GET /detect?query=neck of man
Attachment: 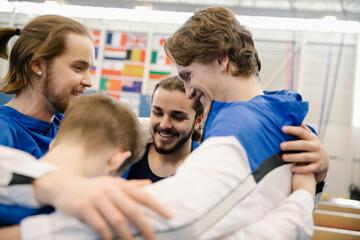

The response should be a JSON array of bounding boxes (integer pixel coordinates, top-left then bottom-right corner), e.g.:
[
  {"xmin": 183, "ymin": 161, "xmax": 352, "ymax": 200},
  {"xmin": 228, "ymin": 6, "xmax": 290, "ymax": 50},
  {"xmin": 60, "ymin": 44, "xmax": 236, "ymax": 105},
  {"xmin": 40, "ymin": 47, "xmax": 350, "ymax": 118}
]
[
  {"xmin": 6, "ymin": 86, "xmax": 56, "ymax": 123},
  {"xmin": 148, "ymin": 139, "xmax": 192, "ymax": 178},
  {"xmin": 214, "ymin": 74, "xmax": 264, "ymax": 102},
  {"xmin": 41, "ymin": 141, "xmax": 95, "ymax": 177}
]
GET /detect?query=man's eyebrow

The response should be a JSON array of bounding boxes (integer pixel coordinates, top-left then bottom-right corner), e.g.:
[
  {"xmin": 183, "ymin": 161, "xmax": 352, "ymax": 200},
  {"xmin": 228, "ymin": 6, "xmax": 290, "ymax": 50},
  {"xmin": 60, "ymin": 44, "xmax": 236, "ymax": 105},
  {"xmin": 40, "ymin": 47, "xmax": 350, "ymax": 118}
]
[
  {"xmin": 171, "ymin": 111, "xmax": 188, "ymax": 116},
  {"xmin": 72, "ymin": 60, "xmax": 91, "ymax": 67}
]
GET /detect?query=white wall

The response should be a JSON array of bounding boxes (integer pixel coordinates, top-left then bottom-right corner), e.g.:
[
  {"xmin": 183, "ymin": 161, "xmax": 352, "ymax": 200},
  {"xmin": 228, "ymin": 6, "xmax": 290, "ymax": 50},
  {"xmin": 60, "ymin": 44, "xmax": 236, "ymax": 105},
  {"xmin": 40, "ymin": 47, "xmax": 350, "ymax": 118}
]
[{"xmin": 352, "ymin": 128, "xmax": 360, "ymax": 187}]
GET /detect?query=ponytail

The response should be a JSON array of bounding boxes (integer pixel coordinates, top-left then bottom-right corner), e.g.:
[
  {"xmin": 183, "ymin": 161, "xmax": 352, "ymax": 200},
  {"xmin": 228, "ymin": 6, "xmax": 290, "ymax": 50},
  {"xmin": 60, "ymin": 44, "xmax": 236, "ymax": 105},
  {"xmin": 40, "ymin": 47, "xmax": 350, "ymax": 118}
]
[{"xmin": 0, "ymin": 27, "xmax": 20, "ymax": 59}]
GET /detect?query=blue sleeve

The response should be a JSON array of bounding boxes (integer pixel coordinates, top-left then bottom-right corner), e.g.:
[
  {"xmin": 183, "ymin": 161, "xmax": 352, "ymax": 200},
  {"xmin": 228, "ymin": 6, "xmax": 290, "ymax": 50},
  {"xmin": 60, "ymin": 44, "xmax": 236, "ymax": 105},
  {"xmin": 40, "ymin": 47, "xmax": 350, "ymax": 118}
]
[{"xmin": 0, "ymin": 204, "xmax": 54, "ymax": 226}]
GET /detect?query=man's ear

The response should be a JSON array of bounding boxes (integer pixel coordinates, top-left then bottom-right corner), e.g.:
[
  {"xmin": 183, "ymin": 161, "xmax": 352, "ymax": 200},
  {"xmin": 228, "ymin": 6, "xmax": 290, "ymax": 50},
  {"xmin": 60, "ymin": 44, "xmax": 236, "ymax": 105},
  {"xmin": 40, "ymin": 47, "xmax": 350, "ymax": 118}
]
[
  {"xmin": 107, "ymin": 150, "xmax": 132, "ymax": 174},
  {"xmin": 30, "ymin": 59, "xmax": 45, "ymax": 77},
  {"xmin": 195, "ymin": 114, "xmax": 204, "ymax": 128},
  {"xmin": 217, "ymin": 56, "xmax": 230, "ymax": 73}
]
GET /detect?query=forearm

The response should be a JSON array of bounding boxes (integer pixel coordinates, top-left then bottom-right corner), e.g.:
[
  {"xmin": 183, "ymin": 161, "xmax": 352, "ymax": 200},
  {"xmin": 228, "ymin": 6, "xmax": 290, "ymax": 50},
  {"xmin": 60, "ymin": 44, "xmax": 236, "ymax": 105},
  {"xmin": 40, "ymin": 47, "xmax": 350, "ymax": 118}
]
[
  {"xmin": 20, "ymin": 190, "xmax": 314, "ymax": 240},
  {"xmin": 32, "ymin": 170, "xmax": 72, "ymax": 206},
  {"xmin": 20, "ymin": 137, "xmax": 253, "ymax": 239},
  {"xmin": 17, "ymin": 137, "xmax": 314, "ymax": 240},
  {"xmin": 142, "ymin": 137, "xmax": 252, "ymax": 231},
  {"xmin": 229, "ymin": 190, "xmax": 314, "ymax": 240},
  {"xmin": 0, "ymin": 145, "xmax": 57, "ymax": 207},
  {"xmin": 0, "ymin": 225, "xmax": 21, "ymax": 240}
]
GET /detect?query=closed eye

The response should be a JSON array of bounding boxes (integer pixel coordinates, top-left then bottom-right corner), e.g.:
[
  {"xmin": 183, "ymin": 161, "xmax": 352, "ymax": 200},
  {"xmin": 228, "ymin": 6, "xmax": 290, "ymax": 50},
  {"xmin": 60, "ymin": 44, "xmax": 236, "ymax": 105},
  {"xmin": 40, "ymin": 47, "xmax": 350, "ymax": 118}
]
[
  {"xmin": 179, "ymin": 71, "xmax": 191, "ymax": 82},
  {"xmin": 152, "ymin": 109, "xmax": 163, "ymax": 117},
  {"xmin": 171, "ymin": 112, "xmax": 189, "ymax": 121}
]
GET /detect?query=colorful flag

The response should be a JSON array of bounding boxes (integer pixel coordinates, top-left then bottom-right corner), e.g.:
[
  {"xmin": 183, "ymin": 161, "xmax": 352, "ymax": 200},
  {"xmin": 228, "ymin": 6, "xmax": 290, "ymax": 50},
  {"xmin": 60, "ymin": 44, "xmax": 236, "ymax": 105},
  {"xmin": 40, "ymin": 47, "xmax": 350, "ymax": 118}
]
[
  {"xmin": 125, "ymin": 33, "xmax": 147, "ymax": 49},
  {"xmin": 121, "ymin": 80, "xmax": 142, "ymax": 93},
  {"xmin": 99, "ymin": 77, "xmax": 122, "ymax": 91},
  {"xmin": 103, "ymin": 47, "xmax": 129, "ymax": 61},
  {"xmin": 101, "ymin": 69, "xmax": 122, "ymax": 77},
  {"xmin": 130, "ymin": 49, "xmax": 146, "ymax": 62},
  {"xmin": 90, "ymin": 66, "xmax": 96, "ymax": 75},
  {"xmin": 106, "ymin": 32, "xmax": 128, "ymax": 48},
  {"xmin": 151, "ymin": 51, "xmax": 157, "ymax": 64},
  {"xmin": 101, "ymin": 60, "xmax": 125, "ymax": 81},
  {"xmin": 149, "ymin": 70, "xmax": 171, "ymax": 80},
  {"xmin": 92, "ymin": 30, "xmax": 101, "ymax": 46},
  {"xmin": 123, "ymin": 64, "xmax": 144, "ymax": 77},
  {"xmin": 151, "ymin": 50, "xmax": 172, "ymax": 65}
]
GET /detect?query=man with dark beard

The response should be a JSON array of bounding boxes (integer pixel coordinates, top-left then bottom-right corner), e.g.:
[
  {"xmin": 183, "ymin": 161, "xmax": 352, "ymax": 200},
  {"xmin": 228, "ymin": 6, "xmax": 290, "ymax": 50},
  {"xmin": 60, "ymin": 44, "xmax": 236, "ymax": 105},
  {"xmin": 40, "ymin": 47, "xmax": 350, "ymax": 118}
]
[{"xmin": 127, "ymin": 76, "xmax": 204, "ymax": 182}]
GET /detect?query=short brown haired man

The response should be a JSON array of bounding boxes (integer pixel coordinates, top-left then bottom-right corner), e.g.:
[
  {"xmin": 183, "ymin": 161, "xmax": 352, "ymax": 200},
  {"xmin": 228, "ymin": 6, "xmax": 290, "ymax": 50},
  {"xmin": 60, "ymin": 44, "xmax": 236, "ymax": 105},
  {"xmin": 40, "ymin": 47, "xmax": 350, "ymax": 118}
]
[
  {"xmin": 53, "ymin": 94, "xmax": 146, "ymax": 175},
  {"xmin": 0, "ymin": 94, "xmax": 146, "ymax": 239}
]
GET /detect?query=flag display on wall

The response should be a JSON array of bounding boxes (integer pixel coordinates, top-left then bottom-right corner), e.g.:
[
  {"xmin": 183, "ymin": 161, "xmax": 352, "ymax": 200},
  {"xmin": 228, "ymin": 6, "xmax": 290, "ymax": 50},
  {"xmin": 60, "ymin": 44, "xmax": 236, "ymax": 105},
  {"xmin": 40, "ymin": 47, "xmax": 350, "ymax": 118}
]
[
  {"xmin": 89, "ymin": 31, "xmax": 178, "ymax": 114},
  {"xmin": 149, "ymin": 34, "xmax": 176, "ymax": 81},
  {"xmin": 99, "ymin": 31, "xmax": 147, "ymax": 113}
]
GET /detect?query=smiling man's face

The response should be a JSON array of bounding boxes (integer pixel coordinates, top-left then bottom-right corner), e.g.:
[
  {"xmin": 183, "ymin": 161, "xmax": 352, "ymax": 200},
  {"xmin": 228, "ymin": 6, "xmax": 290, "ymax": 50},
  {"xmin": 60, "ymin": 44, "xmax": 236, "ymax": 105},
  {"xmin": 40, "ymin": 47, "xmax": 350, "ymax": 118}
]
[{"xmin": 150, "ymin": 88, "xmax": 197, "ymax": 154}]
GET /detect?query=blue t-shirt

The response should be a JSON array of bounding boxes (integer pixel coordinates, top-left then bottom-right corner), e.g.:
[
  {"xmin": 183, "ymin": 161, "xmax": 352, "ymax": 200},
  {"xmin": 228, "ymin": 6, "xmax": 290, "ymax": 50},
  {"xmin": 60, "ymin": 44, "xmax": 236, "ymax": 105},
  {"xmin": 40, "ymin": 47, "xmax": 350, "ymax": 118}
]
[
  {"xmin": 202, "ymin": 90, "xmax": 308, "ymax": 176},
  {"xmin": 0, "ymin": 105, "xmax": 62, "ymax": 226}
]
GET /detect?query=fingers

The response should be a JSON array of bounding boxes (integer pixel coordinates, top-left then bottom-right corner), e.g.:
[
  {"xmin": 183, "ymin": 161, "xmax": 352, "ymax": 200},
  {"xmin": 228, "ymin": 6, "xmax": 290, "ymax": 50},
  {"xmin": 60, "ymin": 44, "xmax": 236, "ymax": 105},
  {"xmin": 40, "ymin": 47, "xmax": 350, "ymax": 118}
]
[
  {"xmin": 109, "ymin": 184, "xmax": 155, "ymax": 240},
  {"xmin": 282, "ymin": 125, "xmax": 316, "ymax": 141},
  {"xmin": 282, "ymin": 152, "xmax": 319, "ymax": 163},
  {"xmin": 55, "ymin": 176, "xmax": 171, "ymax": 240},
  {"xmin": 121, "ymin": 181, "xmax": 172, "ymax": 219},
  {"xmin": 94, "ymin": 193, "xmax": 134, "ymax": 240},
  {"xmin": 281, "ymin": 125, "xmax": 328, "ymax": 177},
  {"xmin": 79, "ymin": 204, "xmax": 113, "ymax": 240},
  {"xmin": 128, "ymin": 179, "xmax": 152, "ymax": 188},
  {"xmin": 281, "ymin": 139, "xmax": 319, "ymax": 153}
]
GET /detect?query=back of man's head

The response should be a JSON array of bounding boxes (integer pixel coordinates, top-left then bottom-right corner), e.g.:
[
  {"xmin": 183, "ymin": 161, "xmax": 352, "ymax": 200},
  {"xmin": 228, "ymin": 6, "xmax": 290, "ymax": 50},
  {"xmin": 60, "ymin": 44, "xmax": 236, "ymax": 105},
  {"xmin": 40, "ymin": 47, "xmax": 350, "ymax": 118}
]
[{"xmin": 54, "ymin": 94, "xmax": 146, "ymax": 173}]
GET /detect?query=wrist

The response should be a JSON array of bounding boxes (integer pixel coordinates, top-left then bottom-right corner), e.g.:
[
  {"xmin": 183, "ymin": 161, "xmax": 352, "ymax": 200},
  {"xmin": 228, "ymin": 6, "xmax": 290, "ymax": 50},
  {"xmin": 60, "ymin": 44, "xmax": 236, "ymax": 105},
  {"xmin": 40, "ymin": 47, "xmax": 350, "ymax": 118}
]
[
  {"xmin": 294, "ymin": 183, "xmax": 315, "ymax": 197},
  {"xmin": 292, "ymin": 174, "xmax": 316, "ymax": 196},
  {"xmin": 33, "ymin": 170, "xmax": 64, "ymax": 206}
]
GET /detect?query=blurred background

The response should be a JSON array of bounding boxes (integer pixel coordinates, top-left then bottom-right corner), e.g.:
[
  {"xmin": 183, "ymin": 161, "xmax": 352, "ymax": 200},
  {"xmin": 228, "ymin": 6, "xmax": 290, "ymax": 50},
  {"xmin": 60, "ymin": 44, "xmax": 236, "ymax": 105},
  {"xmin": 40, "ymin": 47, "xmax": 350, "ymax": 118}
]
[{"xmin": 0, "ymin": 0, "xmax": 359, "ymax": 200}]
